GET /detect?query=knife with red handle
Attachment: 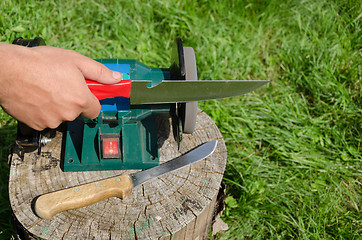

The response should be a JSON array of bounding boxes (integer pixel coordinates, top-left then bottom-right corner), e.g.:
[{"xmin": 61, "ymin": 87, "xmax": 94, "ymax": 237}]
[{"xmin": 86, "ymin": 79, "xmax": 268, "ymax": 104}]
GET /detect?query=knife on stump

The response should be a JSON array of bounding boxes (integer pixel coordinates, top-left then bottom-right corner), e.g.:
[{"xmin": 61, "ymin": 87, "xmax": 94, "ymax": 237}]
[{"xmin": 34, "ymin": 140, "xmax": 217, "ymax": 219}]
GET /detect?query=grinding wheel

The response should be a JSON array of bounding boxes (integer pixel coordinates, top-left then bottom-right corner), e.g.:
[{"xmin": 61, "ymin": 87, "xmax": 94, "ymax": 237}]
[{"xmin": 181, "ymin": 47, "xmax": 198, "ymax": 134}]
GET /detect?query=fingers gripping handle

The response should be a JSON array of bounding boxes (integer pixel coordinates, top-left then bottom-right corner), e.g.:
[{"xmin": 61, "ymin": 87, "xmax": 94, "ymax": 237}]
[
  {"xmin": 34, "ymin": 175, "xmax": 133, "ymax": 219},
  {"xmin": 86, "ymin": 79, "xmax": 132, "ymax": 100}
]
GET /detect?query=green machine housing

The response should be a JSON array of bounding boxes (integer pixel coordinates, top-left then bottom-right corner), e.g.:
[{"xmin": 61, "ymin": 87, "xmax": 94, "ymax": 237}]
[{"xmin": 63, "ymin": 39, "xmax": 196, "ymax": 171}]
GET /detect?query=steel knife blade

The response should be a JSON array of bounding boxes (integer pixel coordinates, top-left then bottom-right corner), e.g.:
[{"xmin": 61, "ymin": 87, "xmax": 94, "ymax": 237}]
[{"xmin": 34, "ymin": 140, "xmax": 217, "ymax": 219}]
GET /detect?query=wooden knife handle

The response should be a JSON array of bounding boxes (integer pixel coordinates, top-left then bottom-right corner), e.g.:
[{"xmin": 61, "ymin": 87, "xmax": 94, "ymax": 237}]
[{"xmin": 34, "ymin": 174, "xmax": 133, "ymax": 219}]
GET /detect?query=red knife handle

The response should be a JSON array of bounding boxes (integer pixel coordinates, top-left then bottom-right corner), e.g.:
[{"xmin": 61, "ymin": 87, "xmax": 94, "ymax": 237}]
[{"xmin": 86, "ymin": 80, "xmax": 132, "ymax": 100}]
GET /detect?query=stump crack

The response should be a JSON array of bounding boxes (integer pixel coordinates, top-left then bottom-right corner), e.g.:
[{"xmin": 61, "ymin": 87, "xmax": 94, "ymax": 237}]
[
  {"xmin": 26, "ymin": 219, "xmax": 42, "ymax": 230},
  {"xmin": 193, "ymin": 170, "xmax": 224, "ymax": 175},
  {"xmin": 133, "ymin": 211, "xmax": 143, "ymax": 240},
  {"xmin": 88, "ymin": 218, "xmax": 95, "ymax": 239},
  {"xmin": 61, "ymin": 220, "xmax": 74, "ymax": 240},
  {"xmin": 169, "ymin": 172, "xmax": 188, "ymax": 180}
]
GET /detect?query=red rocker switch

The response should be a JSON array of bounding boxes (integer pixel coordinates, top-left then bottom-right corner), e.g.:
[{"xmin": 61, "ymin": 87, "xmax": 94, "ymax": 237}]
[{"xmin": 101, "ymin": 136, "xmax": 121, "ymax": 159}]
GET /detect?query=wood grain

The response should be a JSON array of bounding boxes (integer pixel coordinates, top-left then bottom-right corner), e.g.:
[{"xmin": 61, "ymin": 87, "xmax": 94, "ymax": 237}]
[{"xmin": 9, "ymin": 110, "xmax": 227, "ymax": 239}]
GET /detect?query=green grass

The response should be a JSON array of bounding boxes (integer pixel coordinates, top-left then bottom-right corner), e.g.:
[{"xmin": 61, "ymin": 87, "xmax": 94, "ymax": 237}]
[{"xmin": 0, "ymin": 0, "xmax": 361, "ymax": 239}]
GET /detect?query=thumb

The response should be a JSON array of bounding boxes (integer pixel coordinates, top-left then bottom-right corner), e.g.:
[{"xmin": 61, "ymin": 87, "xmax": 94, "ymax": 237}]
[{"xmin": 75, "ymin": 56, "xmax": 122, "ymax": 84}]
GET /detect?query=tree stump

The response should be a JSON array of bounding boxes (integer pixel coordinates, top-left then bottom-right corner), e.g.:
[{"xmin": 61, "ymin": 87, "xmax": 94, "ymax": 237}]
[{"xmin": 9, "ymin": 110, "xmax": 227, "ymax": 240}]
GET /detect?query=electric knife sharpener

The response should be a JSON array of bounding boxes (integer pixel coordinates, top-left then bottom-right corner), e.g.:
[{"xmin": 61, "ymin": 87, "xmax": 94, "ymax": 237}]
[{"xmin": 14, "ymin": 37, "xmax": 198, "ymax": 172}]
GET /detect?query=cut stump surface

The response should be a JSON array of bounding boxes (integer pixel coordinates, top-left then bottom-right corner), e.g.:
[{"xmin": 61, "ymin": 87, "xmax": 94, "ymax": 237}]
[{"xmin": 9, "ymin": 110, "xmax": 227, "ymax": 240}]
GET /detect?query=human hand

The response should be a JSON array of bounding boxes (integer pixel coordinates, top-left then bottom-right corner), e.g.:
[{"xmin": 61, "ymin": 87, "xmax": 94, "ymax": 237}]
[{"xmin": 0, "ymin": 43, "xmax": 122, "ymax": 130}]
